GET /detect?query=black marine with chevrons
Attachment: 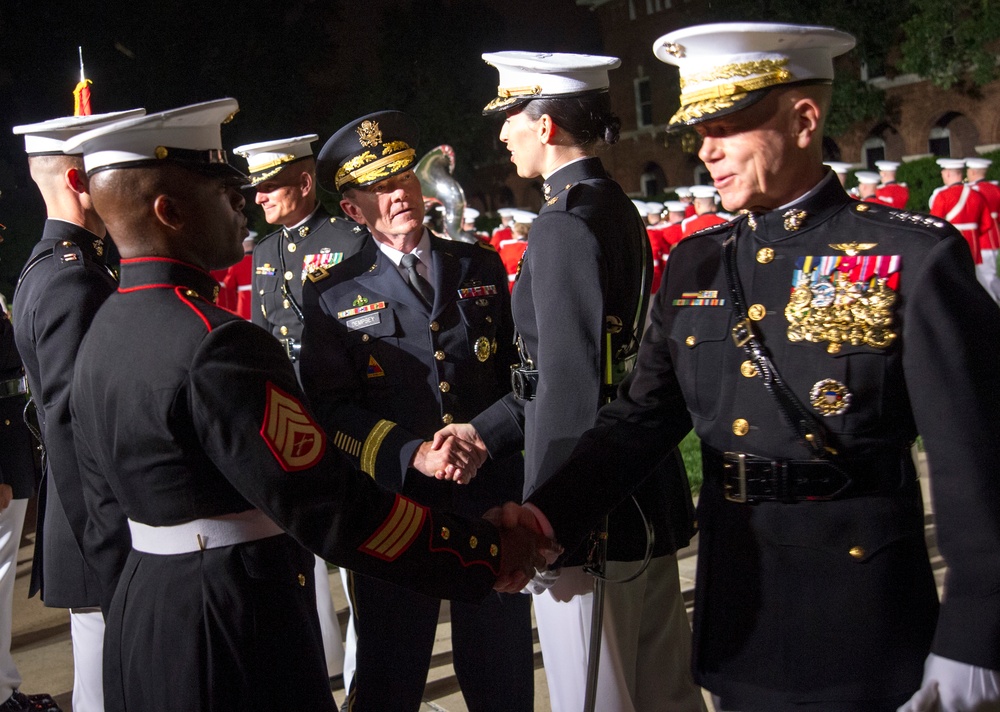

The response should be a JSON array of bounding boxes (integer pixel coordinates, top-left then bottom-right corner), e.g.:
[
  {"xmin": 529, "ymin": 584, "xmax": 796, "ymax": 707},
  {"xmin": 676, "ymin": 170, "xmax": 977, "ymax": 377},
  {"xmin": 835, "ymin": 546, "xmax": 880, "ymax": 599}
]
[
  {"xmin": 71, "ymin": 256, "xmax": 505, "ymax": 711},
  {"xmin": 300, "ymin": 232, "xmax": 533, "ymax": 711},
  {"xmin": 251, "ymin": 205, "xmax": 365, "ymax": 364},
  {"xmin": 529, "ymin": 171, "xmax": 1000, "ymax": 709},
  {"xmin": 13, "ymin": 219, "xmax": 120, "ymax": 607}
]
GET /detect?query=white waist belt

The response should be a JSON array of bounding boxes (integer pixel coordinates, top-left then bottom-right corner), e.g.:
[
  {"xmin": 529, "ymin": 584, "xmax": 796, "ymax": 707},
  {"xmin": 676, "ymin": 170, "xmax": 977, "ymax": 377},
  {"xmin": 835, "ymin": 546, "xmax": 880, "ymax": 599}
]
[
  {"xmin": 128, "ymin": 509, "xmax": 284, "ymax": 555},
  {"xmin": 952, "ymin": 222, "xmax": 977, "ymax": 231}
]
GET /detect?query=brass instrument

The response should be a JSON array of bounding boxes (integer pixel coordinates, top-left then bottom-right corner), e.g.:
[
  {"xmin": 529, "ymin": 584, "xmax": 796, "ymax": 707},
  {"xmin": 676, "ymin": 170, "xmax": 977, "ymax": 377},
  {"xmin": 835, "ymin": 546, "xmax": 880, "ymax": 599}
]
[{"xmin": 414, "ymin": 145, "xmax": 471, "ymax": 242}]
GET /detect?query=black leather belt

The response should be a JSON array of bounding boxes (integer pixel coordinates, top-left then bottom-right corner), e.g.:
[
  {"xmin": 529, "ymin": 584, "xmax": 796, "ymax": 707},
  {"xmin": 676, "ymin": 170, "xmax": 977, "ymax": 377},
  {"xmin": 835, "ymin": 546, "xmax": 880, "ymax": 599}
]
[
  {"xmin": 703, "ymin": 445, "xmax": 911, "ymax": 504},
  {"xmin": 278, "ymin": 337, "xmax": 301, "ymax": 363},
  {"xmin": 0, "ymin": 376, "xmax": 27, "ymax": 399}
]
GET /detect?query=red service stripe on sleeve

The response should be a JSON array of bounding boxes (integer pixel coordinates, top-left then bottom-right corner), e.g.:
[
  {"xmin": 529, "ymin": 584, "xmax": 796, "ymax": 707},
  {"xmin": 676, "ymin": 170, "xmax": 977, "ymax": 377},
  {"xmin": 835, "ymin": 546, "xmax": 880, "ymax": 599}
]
[{"xmin": 360, "ymin": 494, "xmax": 427, "ymax": 562}]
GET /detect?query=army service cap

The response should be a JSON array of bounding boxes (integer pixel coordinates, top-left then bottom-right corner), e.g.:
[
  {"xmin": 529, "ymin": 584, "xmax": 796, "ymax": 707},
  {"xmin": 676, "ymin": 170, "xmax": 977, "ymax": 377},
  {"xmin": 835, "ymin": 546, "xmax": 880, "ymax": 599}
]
[
  {"xmin": 63, "ymin": 98, "xmax": 246, "ymax": 181},
  {"xmin": 317, "ymin": 111, "xmax": 419, "ymax": 192},
  {"xmin": 653, "ymin": 23, "xmax": 855, "ymax": 130},
  {"xmin": 233, "ymin": 134, "xmax": 318, "ymax": 187},
  {"xmin": 481, "ymin": 51, "xmax": 621, "ymax": 115},
  {"xmin": 13, "ymin": 109, "xmax": 147, "ymax": 156}
]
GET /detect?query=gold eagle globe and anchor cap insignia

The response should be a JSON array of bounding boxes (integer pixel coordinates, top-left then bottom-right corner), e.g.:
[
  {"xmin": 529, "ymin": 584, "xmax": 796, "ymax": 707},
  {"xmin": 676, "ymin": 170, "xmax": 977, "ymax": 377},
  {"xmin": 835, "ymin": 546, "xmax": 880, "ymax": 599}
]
[
  {"xmin": 316, "ymin": 111, "xmax": 419, "ymax": 192},
  {"xmin": 652, "ymin": 23, "xmax": 856, "ymax": 131}
]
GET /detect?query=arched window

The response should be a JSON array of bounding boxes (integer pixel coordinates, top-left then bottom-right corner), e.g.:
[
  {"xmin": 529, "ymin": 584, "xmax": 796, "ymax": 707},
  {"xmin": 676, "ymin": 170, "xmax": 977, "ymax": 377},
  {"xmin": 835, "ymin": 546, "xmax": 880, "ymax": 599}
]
[
  {"xmin": 640, "ymin": 162, "xmax": 666, "ymax": 197},
  {"xmin": 862, "ymin": 136, "xmax": 886, "ymax": 168},
  {"xmin": 929, "ymin": 112, "xmax": 980, "ymax": 158}
]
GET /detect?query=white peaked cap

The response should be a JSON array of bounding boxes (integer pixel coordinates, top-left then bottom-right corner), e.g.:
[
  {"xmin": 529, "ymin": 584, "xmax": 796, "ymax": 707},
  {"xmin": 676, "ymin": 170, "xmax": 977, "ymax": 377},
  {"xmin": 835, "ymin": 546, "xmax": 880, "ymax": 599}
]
[
  {"xmin": 690, "ymin": 185, "xmax": 718, "ymax": 199},
  {"xmin": 653, "ymin": 23, "xmax": 855, "ymax": 129},
  {"xmin": 482, "ymin": 51, "xmax": 621, "ymax": 114},
  {"xmin": 63, "ymin": 98, "xmax": 243, "ymax": 178},
  {"xmin": 875, "ymin": 160, "xmax": 900, "ymax": 171},
  {"xmin": 233, "ymin": 134, "xmax": 318, "ymax": 185},
  {"xmin": 965, "ymin": 157, "xmax": 992, "ymax": 170},
  {"xmin": 664, "ymin": 200, "xmax": 686, "ymax": 213},
  {"xmin": 854, "ymin": 171, "xmax": 881, "ymax": 185},
  {"xmin": 936, "ymin": 158, "xmax": 966, "ymax": 170},
  {"xmin": 824, "ymin": 161, "xmax": 853, "ymax": 174},
  {"xmin": 645, "ymin": 201, "xmax": 665, "ymax": 213},
  {"xmin": 463, "ymin": 208, "xmax": 480, "ymax": 221},
  {"xmin": 631, "ymin": 200, "xmax": 650, "ymax": 216},
  {"xmin": 13, "ymin": 109, "xmax": 147, "ymax": 155}
]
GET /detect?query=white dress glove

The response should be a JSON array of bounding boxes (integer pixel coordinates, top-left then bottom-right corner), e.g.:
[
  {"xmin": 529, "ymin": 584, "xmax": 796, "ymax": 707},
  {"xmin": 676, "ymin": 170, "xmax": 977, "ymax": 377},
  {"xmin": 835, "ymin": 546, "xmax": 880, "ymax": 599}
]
[{"xmin": 897, "ymin": 654, "xmax": 1000, "ymax": 712}]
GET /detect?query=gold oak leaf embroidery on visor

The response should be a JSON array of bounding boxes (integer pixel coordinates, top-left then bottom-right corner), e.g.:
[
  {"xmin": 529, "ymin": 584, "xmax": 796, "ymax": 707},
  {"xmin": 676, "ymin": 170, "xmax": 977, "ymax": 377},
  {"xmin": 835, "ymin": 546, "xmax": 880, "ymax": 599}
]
[
  {"xmin": 260, "ymin": 382, "xmax": 327, "ymax": 471},
  {"xmin": 360, "ymin": 494, "xmax": 427, "ymax": 561}
]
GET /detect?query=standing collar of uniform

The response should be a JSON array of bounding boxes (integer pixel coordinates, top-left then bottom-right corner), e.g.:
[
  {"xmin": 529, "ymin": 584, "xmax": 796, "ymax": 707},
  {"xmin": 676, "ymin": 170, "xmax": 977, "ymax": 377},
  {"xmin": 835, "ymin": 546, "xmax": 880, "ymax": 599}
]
[
  {"xmin": 743, "ymin": 170, "xmax": 852, "ymax": 244},
  {"xmin": 41, "ymin": 218, "xmax": 108, "ymax": 263},
  {"xmin": 118, "ymin": 256, "xmax": 220, "ymax": 299},
  {"xmin": 542, "ymin": 156, "xmax": 607, "ymax": 202},
  {"xmin": 282, "ymin": 204, "xmax": 329, "ymax": 241}
]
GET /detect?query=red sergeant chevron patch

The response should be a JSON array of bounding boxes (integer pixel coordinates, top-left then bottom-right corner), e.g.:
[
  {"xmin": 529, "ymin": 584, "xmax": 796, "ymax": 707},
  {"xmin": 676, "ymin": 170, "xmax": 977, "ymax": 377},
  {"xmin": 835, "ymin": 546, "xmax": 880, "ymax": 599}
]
[
  {"xmin": 260, "ymin": 382, "xmax": 326, "ymax": 471},
  {"xmin": 360, "ymin": 494, "xmax": 427, "ymax": 561}
]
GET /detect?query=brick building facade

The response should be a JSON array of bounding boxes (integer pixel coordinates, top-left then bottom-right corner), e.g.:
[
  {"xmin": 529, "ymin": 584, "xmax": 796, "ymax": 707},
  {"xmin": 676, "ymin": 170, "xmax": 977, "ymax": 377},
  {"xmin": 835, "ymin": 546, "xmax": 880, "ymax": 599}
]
[{"xmin": 482, "ymin": 0, "xmax": 1000, "ymax": 211}]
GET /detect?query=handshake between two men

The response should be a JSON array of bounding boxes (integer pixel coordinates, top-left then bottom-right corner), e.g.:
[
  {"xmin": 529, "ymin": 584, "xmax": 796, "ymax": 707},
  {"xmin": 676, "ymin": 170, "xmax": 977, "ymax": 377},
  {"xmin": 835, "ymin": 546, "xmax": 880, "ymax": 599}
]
[{"xmin": 411, "ymin": 422, "xmax": 561, "ymax": 593}]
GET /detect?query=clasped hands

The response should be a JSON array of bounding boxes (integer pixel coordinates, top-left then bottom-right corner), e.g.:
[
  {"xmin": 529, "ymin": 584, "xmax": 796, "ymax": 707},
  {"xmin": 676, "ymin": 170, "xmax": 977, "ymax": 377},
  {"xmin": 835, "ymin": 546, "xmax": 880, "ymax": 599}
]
[{"xmin": 411, "ymin": 422, "xmax": 489, "ymax": 485}]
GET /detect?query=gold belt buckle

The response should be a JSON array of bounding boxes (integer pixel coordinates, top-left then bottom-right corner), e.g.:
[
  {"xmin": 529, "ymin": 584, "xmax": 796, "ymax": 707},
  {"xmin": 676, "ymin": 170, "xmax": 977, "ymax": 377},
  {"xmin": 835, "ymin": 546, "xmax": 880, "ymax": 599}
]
[
  {"xmin": 731, "ymin": 319, "xmax": 754, "ymax": 348},
  {"xmin": 723, "ymin": 452, "xmax": 748, "ymax": 503}
]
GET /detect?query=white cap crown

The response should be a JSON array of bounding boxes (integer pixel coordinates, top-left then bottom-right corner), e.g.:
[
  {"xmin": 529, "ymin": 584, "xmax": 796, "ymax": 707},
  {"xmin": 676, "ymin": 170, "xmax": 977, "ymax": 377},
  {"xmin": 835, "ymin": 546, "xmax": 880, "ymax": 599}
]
[
  {"xmin": 13, "ymin": 109, "xmax": 147, "ymax": 155},
  {"xmin": 482, "ymin": 51, "xmax": 620, "ymax": 114}
]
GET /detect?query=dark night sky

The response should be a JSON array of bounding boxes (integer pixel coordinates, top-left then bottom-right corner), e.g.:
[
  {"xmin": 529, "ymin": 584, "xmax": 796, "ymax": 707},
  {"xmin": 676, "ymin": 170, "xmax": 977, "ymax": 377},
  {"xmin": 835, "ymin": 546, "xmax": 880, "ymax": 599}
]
[{"xmin": 0, "ymin": 0, "xmax": 601, "ymax": 293}]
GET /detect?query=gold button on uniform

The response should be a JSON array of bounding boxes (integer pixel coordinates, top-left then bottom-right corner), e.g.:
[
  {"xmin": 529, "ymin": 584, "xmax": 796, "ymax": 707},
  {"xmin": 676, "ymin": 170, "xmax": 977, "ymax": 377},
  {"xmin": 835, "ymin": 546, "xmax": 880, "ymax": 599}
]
[
  {"xmin": 849, "ymin": 546, "xmax": 865, "ymax": 559},
  {"xmin": 284, "ymin": 271, "xmax": 294, "ymax": 280},
  {"xmin": 282, "ymin": 299, "xmax": 290, "ymax": 309},
  {"xmin": 441, "ymin": 527, "xmax": 450, "ymax": 540},
  {"xmin": 748, "ymin": 304, "xmax": 766, "ymax": 321},
  {"xmin": 297, "ymin": 574, "xmax": 306, "ymax": 587},
  {"xmin": 279, "ymin": 326, "xmax": 289, "ymax": 336},
  {"xmin": 434, "ymin": 350, "xmax": 445, "ymax": 361},
  {"xmin": 430, "ymin": 321, "xmax": 440, "ymax": 332},
  {"xmin": 287, "ymin": 243, "xmax": 297, "ymax": 253},
  {"xmin": 756, "ymin": 247, "xmax": 774, "ymax": 264},
  {"xmin": 685, "ymin": 335, "xmax": 696, "ymax": 347},
  {"xmin": 442, "ymin": 413, "xmax": 454, "ymax": 425},
  {"xmin": 732, "ymin": 418, "xmax": 749, "ymax": 436},
  {"xmin": 439, "ymin": 381, "xmax": 450, "ymax": 393},
  {"xmin": 490, "ymin": 544, "xmax": 498, "ymax": 557},
  {"xmin": 361, "ymin": 334, "xmax": 370, "ymax": 342},
  {"xmin": 469, "ymin": 536, "xmax": 478, "ymax": 549},
  {"xmin": 740, "ymin": 360, "xmax": 758, "ymax": 378}
]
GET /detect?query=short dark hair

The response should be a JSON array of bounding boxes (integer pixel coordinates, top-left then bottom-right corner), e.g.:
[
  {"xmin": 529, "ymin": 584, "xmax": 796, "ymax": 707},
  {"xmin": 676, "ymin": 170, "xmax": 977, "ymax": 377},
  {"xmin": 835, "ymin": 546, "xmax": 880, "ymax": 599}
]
[{"xmin": 520, "ymin": 93, "xmax": 621, "ymax": 148}]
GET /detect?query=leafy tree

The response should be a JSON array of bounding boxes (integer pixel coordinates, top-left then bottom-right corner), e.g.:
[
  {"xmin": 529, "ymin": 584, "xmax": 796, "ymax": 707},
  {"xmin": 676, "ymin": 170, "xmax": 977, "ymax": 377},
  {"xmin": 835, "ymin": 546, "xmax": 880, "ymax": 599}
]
[{"xmin": 898, "ymin": 0, "xmax": 1000, "ymax": 91}]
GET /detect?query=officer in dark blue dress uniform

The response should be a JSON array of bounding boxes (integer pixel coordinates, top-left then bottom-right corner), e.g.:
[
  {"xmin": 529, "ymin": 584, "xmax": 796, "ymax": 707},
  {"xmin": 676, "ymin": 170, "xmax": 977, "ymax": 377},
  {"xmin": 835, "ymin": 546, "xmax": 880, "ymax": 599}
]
[
  {"xmin": 235, "ymin": 134, "xmax": 366, "ymax": 368},
  {"xmin": 299, "ymin": 111, "xmax": 533, "ymax": 712},
  {"xmin": 521, "ymin": 23, "xmax": 1000, "ymax": 712},
  {"xmin": 63, "ymin": 99, "xmax": 546, "ymax": 712},
  {"xmin": 11, "ymin": 109, "xmax": 145, "ymax": 712}
]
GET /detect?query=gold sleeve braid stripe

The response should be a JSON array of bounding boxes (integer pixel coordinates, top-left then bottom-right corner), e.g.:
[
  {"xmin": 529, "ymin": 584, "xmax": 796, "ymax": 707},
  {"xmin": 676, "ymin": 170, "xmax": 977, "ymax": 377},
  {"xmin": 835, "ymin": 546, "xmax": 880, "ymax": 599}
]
[
  {"xmin": 334, "ymin": 431, "xmax": 362, "ymax": 459},
  {"xmin": 360, "ymin": 494, "xmax": 427, "ymax": 561},
  {"xmin": 360, "ymin": 419, "xmax": 396, "ymax": 477}
]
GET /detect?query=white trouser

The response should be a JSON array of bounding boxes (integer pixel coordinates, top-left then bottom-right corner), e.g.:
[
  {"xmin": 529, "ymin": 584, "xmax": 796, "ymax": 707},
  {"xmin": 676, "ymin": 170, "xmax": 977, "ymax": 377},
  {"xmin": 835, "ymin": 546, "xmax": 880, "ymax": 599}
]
[
  {"xmin": 533, "ymin": 554, "xmax": 706, "ymax": 712},
  {"xmin": 339, "ymin": 567, "xmax": 357, "ymax": 692},
  {"xmin": 313, "ymin": 555, "xmax": 344, "ymax": 678},
  {"xmin": 975, "ymin": 249, "xmax": 1000, "ymax": 303},
  {"xmin": 0, "ymin": 499, "xmax": 27, "ymax": 702},
  {"xmin": 69, "ymin": 608, "xmax": 105, "ymax": 712}
]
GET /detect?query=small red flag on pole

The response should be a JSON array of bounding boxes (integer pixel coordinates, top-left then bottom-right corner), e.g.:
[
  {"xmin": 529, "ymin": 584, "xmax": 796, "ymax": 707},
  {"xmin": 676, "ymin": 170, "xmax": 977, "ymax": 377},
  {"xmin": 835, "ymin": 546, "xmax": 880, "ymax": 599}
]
[{"xmin": 73, "ymin": 46, "xmax": 92, "ymax": 116}]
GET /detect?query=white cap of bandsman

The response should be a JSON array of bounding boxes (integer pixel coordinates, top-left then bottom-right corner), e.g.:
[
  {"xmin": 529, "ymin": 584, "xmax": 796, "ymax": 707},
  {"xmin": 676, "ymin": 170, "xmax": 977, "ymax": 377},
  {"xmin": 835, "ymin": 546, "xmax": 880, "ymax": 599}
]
[
  {"xmin": 510, "ymin": 209, "xmax": 537, "ymax": 225},
  {"xmin": 631, "ymin": 200, "xmax": 650, "ymax": 217},
  {"xmin": 855, "ymin": 171, "xmax": 881, "ymax": 185},
  {"xmin": 875, "ymin": 160, "xmax": 900, "ymax": 172},
  {"xmin": 824, "ymin": 161, "xmax": 853, "ymax": 175},
  {"xmin": 13, "ymin": 109, "xmax": 146, "ymax": 155},
  {"xmin": 62, "ymin": 98, "xmax": 246, "ymax": 181},
  {"xmin": 664, "ymin": 200, "xmax": 686, "ymax": 214},
  {"xmin": 463, "ymin": 208, "xmax": 480, "ymax": 222},
  {"xmin": 234, "ymin": 134, "xmax": 318, "ymax": 186},
  {"xmin": 936, "ymin": 158, "xmax": 966, "ymax": 170},
  {"xmin": 689, "ymin": 185, "xmax": 718, "ymax": 199},
  {"xmin": 653, "ymin": 23, "xmax": 856, "ymax": 130},
  {"xmin": 645, "ymin": 201, "xmax": 665, "ymax": 215},
  {"xmin": 481, "ymin": 51, "xmax": 621, "ymax": 114},
  {"xmin": 965, "ymin": 157, "xmax": 992, "ymax": 170},
  {"xmin": 675, "ymin": 187, "xmax": 692, "ymax": 198}
]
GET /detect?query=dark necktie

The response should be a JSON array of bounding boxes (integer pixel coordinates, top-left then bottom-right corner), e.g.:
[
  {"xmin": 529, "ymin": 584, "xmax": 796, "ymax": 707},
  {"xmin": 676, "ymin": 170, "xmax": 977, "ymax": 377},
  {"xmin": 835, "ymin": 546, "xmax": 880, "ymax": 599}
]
[{"xmin": 400, "ymin": 252, "xmax": 434, "ymax": 307}]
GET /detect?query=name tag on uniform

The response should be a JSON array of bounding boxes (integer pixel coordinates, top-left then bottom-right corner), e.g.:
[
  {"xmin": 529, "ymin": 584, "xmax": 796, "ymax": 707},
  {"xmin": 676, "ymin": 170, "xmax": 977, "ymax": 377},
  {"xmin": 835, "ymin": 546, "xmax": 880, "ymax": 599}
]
[{"xmin": 345, "ymin": 313, "xmax": 381, "ymax": 331}]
